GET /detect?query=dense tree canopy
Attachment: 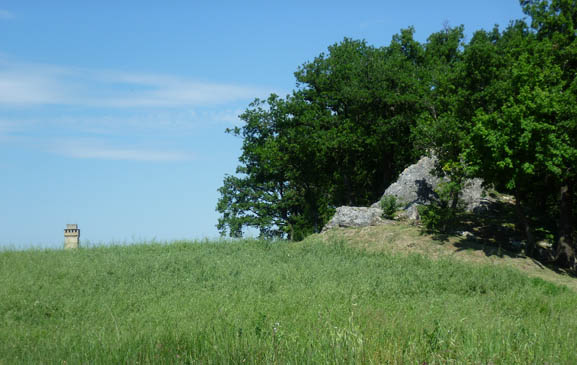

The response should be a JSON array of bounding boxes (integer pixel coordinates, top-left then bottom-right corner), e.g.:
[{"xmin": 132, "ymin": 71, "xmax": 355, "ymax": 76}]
[
  {"xmin": 420, "ymin": 0, "xmax": 577, "ymax": 266},
  {"xmin": 217, "ymin": 35, "xmax": 431, "ymax": 240},
  {"xmin": 217, "ymin": 0, "xmax": 577, "ymax": 268}
]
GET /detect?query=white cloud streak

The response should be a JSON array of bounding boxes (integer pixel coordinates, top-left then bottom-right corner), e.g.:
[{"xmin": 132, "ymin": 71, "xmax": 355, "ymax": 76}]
[
  {"xmin": 0, "ymin": 106, "xmax": 242, "ymax": 138},
  {"xmin": 0, "ymin": 73, "xmax": 68, "ymax": 104},
  {"xmin": 0, "ymin": 61, "xmax": 268, "ymax": 108},
  {"xmin": 0, "ymin": 9, "xmax": 14, "ymax": 19},
  {"xmin": 51, "ymin": 140, "xmax": 194, "ymax": 162},
  {"xmin": 0, "ymin": 60, "xmax": 264, "ymax": 161}
]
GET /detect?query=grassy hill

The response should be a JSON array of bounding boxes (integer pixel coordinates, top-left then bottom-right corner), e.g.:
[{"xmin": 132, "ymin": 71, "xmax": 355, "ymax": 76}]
[
  {"xmin": 317, "ymin": 222, "xmax": 577, "ymax": 292},
  {"xmin": 2, "ymin": 231, "xmax": 577, "ymax": 363}
]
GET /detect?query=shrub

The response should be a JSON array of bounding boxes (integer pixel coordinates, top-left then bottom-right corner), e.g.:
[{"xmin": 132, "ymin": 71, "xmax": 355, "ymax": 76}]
[
  {"xmin": 380, "ymin": 195, "xmax": 400, "ymax": 219},
  {"xmin": 419, "ymin": 181, "xmax": 463, "ymax": 233},
  {"xmin": 418, "ymin": 204, "xmax": 455, "ymax": 233}
]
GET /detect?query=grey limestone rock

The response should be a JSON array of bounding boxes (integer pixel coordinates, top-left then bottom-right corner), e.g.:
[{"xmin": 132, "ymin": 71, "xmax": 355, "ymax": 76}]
[
  {"xmin": 375, "ymin": 155, "xmax": 444, "ymax": 208},
  {"xmin": 371, "ymin": 155, "xmax": 490, "ymax": 218},
  {"xmin": 460, "ymin": 178, "xmax": 488, "ymax": 212},
  {"xmin": 323, "ymin": 155, "xmax": 491, "ymax": 231},
  {"xmin": 322, "ymin": 206, "xmax": 387, "ymax": 232},
  {"xmin": 398, "ymin": 204, "xmax": 421, "ymax": 221}
]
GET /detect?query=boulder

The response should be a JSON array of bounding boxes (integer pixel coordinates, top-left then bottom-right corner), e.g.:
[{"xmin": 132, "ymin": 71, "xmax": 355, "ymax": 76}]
[
  {"xmin": 322, "ymin": 206, "xmax": 388, "ymax": 232},
  {"xmin": 460, "ymin": 178, "xmax": 487, "ymax": 213},
  {"xmin": 374, "ymin": 155, "xmax": 443, "ymax": 208},
  {"xmin": 322, "ymin": 156, "xmax": 491, "ymax": 231},
  {"xmin": 401, "ymin": 204, "xmax": 421, "ymax": 221},
  {"xmin": 370, "ymin": 155, "xmax": 490, "ymax": 217}
]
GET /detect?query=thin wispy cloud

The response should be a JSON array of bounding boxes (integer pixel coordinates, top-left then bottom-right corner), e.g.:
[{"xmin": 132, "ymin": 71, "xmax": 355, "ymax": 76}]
[
  {"xmin": 0, "ymin": 73, "xmax": 68, "ymax": 104},
  {"xmin": 0, "ymin": 60, "xmax": 263, "ymax": 161},
  {"xmin": 0, "ymin": 118, "xmax": 29, "ymax": 142},
  {"xmin": 201, "ymin": 108, "xmax": 244, "ymax": 126},
  {"xmin": 0, "ymin": 121, "xmax": 196, "ymax": 162},
  {"xmin": 0, "ymin": 9, "xmax": 14, "ymax": 20},
  {"xmin": 0, "ymin": 106, "xmax": 242, "ymax": 139},
  {"xmin": 359, "ymin": 18, "xmax": 386, "ymax": 29},
  {"xmin": 0, "ymin": 61, "xmax": 269, "ymax": 108},
  {"xmin": 51, "ymin": 139, "xmax": 194, "ymax": 162}
]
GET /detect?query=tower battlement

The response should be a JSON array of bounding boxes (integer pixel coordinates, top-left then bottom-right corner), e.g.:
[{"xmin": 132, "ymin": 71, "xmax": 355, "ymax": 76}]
[{"xmin": 64, "ymin": 224, "xmax": 80, "ymax": 249}]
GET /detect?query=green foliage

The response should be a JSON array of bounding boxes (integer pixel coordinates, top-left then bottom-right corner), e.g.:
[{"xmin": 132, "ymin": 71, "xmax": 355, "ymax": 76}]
[
  {"xmin": 414, "ymin": 25, "xmax": 469, "ymax": 177},
  {"xmin": 418, "ymin": 181, "xmax": 463, "ymax": 233},
  {"xmin": 414, "ymin": 1, "xmax": 577, "ymax": 259},
  {"xmin": 1, "ymin": 240, "xmax": 577, "ymax": 363},
  {"xmin": 218, "ymin": 36, "xmax": 427, "ymax": 239},
  {"xmin": 380, "ymin": 195, "xmax": 400, "ymax": 219},
  {"xmin": 216, "ymin": 96, "xmax": 309, "ymax": 239},
  {"xmin": 218, "ymin": 0, "xmax": 577, "ymax": 261},
  {"xmin": 418, "ymin": 204, "xmax": 451, "ymax": 234}
]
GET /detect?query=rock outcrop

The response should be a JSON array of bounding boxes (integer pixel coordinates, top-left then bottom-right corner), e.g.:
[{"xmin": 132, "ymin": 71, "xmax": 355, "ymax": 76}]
[
  {"xmin": 374, "ymin": 155, "xmax": 442, "ymax": 208},
  {"xmin": 322, "ymin": 206, "xmax": 389, "ymax": 232},
  {"xmin": 459, "ymin": 178, "xmax": 487, "ymax": 212},
  {"xmin": 322, "ymin": 155, "xmax": 491, "ymax": 231},
  {"xmin": 370, "ymin": 155, "xmax": 489, "ymax": 216}
]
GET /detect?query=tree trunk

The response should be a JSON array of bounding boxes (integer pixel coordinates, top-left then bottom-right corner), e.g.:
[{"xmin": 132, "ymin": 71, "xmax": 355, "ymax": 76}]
[
  {"xmin": 344, "ymin": 174, "xmax": 353, "ymax": 206},
  {"xmin": 515, "ymin": 189, "xmax": 536, "ymax": 257},
  {"xmin": 450, "ymin": 178, "xmax": 463, "ymax": 212},
  {"xmin": 382, "ymin": 158, "xmax": 393, "ymax": 192},
  {"xmin": 556, "ymin": 181, "xmax": 575, "ymax": 269}
]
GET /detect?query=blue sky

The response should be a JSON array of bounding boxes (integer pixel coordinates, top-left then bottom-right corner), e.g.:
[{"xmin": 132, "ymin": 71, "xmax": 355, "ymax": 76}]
[{"xmin": 1, "ymin": 1, "xmax": 526, "ymax": 248}]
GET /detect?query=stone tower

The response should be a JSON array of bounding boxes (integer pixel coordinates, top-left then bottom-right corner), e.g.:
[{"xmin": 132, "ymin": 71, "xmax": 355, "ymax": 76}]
[{"xmin": 64, "ymin": 224, "xmax": 80, "ymax": 249}]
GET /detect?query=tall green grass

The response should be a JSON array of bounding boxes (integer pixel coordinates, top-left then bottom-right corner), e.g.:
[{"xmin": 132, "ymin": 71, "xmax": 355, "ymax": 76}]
[{"xmin": 1, "ymin": 238, "xmax": 576, "ymax": 363}]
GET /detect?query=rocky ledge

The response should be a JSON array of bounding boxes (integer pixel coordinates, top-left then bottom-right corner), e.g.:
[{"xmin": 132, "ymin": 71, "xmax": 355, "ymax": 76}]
[
  {"xmin": 322, "ymin": 206, "xmax": 392, "ymax": 232},
  {"xmin": 323, "ymin": 155, "xmax": 492, "ymax": 231}
]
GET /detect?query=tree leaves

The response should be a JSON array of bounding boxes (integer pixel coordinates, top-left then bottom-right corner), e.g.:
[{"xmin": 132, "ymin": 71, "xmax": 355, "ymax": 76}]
[
  {"xmin": 217, "ymin": 37, "xmax": 425, "ymax": 239},
  {"xmin": 217, "ymin": 1, "xmax": 577, "ymax": 258}
]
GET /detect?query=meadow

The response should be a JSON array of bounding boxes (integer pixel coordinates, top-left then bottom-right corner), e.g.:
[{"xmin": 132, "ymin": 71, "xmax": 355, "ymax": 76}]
[{"xmin": 1, "ymin": 237, "xmax": 577, "ymax": 363}]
